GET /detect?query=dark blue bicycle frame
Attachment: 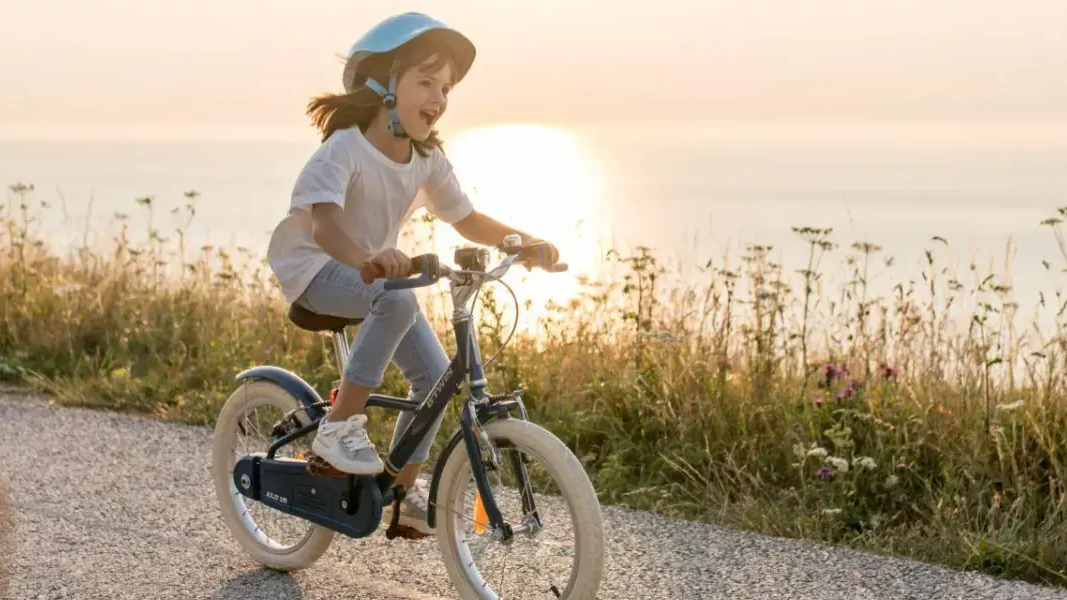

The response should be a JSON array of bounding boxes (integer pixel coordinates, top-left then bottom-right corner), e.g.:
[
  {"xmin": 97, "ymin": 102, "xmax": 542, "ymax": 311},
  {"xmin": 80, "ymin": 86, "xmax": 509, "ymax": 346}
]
[
  {"xmin": 370, "ymin": 316, "xmax": 508, "ymax": 528},
  {"xmin": 240, "ymin": 298, "xmax": 519, "ymax": 536}
]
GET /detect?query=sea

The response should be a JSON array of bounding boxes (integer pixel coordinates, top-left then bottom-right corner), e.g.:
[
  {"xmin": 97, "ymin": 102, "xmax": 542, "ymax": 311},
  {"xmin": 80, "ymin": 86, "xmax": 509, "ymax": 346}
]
[{"xmin": 3, "ymin": 121, "xmax": 1066, "ymax": 334}]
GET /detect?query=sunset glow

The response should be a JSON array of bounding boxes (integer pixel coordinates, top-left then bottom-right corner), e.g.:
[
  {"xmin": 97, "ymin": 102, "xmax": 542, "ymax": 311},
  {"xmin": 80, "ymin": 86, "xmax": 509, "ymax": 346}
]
[{"xmin": 430, "ymin": 123, "xmax": 607, "ymax": 323}]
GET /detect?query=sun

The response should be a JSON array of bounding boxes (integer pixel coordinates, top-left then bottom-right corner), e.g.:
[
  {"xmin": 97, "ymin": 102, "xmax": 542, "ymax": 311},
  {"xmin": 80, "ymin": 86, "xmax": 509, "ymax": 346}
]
[{"xmin": 428, "ymin": 123, "xmax": 606, "ymax": 327}]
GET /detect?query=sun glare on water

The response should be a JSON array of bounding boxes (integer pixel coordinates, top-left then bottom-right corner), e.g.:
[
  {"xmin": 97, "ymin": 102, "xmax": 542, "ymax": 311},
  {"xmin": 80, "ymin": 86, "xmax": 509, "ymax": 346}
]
[{"xmin": 429, "ymin": 124, "xmax": 607, "ymax": 327}]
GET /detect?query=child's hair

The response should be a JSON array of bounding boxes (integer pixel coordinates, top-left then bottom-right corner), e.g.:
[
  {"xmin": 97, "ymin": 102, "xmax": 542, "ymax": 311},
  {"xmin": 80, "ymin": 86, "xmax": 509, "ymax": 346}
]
[{"xmin": 307, "ymin": 31, "xmax": 459, "ymax": 156}]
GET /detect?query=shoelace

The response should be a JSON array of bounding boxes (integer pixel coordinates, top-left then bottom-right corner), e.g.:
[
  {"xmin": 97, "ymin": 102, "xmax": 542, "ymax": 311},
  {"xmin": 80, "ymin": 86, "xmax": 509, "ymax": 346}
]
[{"xmin": 339, "ymin": 421, "xmax": 373, "ymax": 455}]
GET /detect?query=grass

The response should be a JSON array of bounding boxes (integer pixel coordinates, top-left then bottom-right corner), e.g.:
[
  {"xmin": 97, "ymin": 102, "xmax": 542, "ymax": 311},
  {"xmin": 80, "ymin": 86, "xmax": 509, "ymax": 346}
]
[{"xmin": 4, "ymin": 181, "xmax": 1067, "ymax": 586}]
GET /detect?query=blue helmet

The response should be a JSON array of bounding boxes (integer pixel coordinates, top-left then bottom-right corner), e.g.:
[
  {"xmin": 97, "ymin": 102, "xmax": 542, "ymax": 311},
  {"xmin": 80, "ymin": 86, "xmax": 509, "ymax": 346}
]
[{"xmin": 342, "ymin": 13, "xmax": 476, "ymax": 137}]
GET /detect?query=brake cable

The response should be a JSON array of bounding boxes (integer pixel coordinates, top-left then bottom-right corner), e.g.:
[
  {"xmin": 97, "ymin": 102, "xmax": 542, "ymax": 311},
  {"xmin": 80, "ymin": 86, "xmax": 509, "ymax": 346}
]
[{"xmin": 470, "ymin": 271, "xmax": 521, "ymax": 370}]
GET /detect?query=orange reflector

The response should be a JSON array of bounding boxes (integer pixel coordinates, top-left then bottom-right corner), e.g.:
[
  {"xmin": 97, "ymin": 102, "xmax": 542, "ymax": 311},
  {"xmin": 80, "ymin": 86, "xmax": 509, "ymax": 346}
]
[{"xmin": 473, "ymin": 491, "xmax": 488, "ymax": 534}]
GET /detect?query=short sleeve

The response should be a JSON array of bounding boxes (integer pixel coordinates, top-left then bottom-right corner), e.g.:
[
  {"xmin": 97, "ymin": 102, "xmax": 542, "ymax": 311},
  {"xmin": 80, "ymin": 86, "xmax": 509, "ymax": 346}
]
[
  {"xmin": 290, "ymin": 131, "xmax": 361, "ymax": 210},
  {"xmin": 422, "ymin": 148, "xmax": 474, "ymax": 223}
]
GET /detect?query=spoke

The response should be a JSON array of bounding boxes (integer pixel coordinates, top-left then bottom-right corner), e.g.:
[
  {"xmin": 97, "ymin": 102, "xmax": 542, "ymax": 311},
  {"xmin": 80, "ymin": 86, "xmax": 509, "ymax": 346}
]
[
  {"xmin": 497, "ymin": 543, "xmax": 510, "ymax": 598},
  {"xmin": 260, "ymin": 503, "xmax": 270, "ymax": 541},
  {"xmin": 247, "ymin": 410, "xmax": 267, "ymax": 441},
  {"xmin": 437, "ymin": 496, "xmax": 481, "ymax": 526}
]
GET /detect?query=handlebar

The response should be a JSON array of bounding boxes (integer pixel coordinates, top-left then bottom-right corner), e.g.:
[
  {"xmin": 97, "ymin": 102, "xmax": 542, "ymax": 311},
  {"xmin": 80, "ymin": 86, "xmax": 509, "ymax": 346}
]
[
  {"xmin": 360, "ymin": 254, "xmax": 441, "ymax": 290},
  {"xmin": 360, "ymin": 242, "xmax": 567, "ymax": 291}
]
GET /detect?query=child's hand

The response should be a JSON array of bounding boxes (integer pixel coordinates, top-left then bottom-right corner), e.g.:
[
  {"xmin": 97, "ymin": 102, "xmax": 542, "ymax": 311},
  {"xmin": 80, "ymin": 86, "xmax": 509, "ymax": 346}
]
[
  {"xmin": 362, "ymin": 248, "xmax": 412, "ymax": 283},
  {"xmin": 520, "ymin": 239, "xmax": 560, "ymax": 269}
]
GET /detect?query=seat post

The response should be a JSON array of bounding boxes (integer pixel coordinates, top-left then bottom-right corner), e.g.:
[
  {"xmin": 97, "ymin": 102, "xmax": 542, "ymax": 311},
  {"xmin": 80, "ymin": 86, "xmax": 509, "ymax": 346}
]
[{"xmin": 331, "ymin": 329, "xmax": 350, "ymax": 376}]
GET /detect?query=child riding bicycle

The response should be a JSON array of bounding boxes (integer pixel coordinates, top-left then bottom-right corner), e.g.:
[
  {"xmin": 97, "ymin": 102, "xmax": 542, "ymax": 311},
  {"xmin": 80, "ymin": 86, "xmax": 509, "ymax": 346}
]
[{"xmin": 265, "ymin": 12, "xmax": 560, "ymax": 537}]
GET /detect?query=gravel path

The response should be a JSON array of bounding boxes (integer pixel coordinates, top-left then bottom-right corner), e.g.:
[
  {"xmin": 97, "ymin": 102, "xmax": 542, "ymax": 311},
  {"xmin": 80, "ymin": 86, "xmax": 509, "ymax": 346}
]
[{"xmin": 1, "ymin": 393, "xmax": 1065, "ymax": 600}]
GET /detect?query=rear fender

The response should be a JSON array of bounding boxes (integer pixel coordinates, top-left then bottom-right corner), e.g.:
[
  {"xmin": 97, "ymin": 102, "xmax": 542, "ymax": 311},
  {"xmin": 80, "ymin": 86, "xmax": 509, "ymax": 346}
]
[{"xmin": 235, "ymin": 366, "xmax": 327, "ymax": 422}]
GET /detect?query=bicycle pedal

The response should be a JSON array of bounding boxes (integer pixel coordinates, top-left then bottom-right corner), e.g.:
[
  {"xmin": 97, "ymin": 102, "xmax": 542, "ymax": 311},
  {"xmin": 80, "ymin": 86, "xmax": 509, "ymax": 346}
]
[
  {"xmin": 385, "ymin": 524, "xmax": 432, "ymax": 541},
  {"xmin": 305, "ymin": 455, "xmax": 347, "ymax": 479}
]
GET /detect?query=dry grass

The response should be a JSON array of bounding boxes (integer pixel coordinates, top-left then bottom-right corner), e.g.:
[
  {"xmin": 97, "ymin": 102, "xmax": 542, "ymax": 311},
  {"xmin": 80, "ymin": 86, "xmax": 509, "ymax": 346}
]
[{"xmin": 4, "ymin": 181, "xmax": 1067, "ymax": 585}]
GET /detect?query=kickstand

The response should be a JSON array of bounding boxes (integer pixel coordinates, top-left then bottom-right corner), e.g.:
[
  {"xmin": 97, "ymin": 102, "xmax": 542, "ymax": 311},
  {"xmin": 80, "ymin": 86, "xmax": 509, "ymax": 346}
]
[{"xmin": 384, "ymin": 485, "xmax": 406, "ymax": 540}]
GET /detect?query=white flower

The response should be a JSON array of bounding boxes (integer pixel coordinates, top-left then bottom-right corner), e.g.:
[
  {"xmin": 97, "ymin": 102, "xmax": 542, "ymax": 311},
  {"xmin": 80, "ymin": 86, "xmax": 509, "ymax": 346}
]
[
  {"xmin": 885, "ymin": 475, "xmax": 900, "ymax": 488},
  {"xmin": 854, "ymin": 456, "xmax": 877, "ymax": 471},
  {"xmin": 996, "ymin": 400, "xmax": 1024, "ymax": 412},
  {"xmin": 807, "ymin": 447, "xmax": 829, "ymax": 459},
  {"xmin": 820, "ymin": 508, "xmax": 843, "ymax": 516},
  {"xmin": 828, "ymin": 456, "xmax": 850, "ymax": 472}
]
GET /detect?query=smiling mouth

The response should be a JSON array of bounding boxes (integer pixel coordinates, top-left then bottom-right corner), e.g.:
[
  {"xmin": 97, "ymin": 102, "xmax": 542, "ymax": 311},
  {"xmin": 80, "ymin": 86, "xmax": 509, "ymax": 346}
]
[{"xmin": 419, "ymin": 110, "xmax": 438, "ymax": 126}]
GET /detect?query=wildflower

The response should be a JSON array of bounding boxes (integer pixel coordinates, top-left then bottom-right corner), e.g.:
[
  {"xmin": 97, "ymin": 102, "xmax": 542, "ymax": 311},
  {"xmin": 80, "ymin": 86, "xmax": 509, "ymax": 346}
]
[
  {"xmin": 878, "ymin": 363, "xmax": 899, "ymax": 379},
  {"xmin": 996, "ymin": 400, "xmax": 1024, "ymax": 412},
  {"xmin": 807, "ymin": 447, "xmax": 829, "ymax": 459},
  {"xmin": 828, "ymin": 456, "xmax": 849, "ymax": 472},
  {"xmin": 835, "ymin": 382, "xmax": 857, "ymax": 402},
  {"xmin": 812, "ymin": 396, "xmax": 825, "ymax": 409},
  {"xmin": 854, "ymin": 456, "xmax": 877, "ymax": 471},
  {"xmin": 885, "ymin": 475, "xmax": 900, "ymax": 488},
  {"xmin": 823, "ymin": 363, "xmax": 839, "ymax": 386},
  {"xmin": 816, "ymin": 466, "xmax": 835, "ymax": 479}
]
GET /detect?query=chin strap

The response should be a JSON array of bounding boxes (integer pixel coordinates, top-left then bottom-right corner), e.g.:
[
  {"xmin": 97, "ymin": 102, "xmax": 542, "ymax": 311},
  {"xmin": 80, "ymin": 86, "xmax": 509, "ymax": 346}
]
[{"xmin": 365, "ymin": 75, "xmax": 408, "ymax": 139}]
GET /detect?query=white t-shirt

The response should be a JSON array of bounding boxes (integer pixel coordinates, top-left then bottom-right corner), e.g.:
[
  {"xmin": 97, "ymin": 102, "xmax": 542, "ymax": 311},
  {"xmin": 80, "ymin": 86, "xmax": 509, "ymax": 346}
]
[{"xmin": 266, "ymin": 126, "xmax": 474, "ymax": 303}]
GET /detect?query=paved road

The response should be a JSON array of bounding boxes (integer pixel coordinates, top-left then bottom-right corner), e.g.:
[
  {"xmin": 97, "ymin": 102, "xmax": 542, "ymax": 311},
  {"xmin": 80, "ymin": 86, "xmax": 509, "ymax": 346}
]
[{"xmin": 1, "ymin": 394, "xmax": 1065, "ymax": 600}]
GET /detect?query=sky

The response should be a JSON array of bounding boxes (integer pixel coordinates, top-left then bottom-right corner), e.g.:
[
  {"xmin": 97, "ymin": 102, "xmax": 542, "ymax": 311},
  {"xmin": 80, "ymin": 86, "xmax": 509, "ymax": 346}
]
[{"xmin": 2, "ymin": 0, "xmax": 1066, "ymax": 140}]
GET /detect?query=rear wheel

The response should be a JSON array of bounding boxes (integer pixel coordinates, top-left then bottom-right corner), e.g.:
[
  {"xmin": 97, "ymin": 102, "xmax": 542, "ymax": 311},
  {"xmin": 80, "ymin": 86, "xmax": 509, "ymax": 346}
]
[
  {"xmin": 212, "ymin": 380, "xmax": 334, "ymax": 570},
  {"xmin": 435, "ymin": 419, "xmax": 604, "ymax": 599}
]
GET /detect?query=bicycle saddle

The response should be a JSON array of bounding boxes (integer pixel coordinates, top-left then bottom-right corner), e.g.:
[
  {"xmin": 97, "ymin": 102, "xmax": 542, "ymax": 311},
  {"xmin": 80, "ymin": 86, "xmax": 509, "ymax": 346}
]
[{"xmin": 287, "ymin": 304, "xmax": 363, "ymax": 333}]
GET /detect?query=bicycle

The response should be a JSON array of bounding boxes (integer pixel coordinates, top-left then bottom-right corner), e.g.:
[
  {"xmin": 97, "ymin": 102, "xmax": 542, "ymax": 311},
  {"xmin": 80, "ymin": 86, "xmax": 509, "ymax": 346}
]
[{"xmin": 211, "ymin": 235, "xmax": 605, "ymax": 599}]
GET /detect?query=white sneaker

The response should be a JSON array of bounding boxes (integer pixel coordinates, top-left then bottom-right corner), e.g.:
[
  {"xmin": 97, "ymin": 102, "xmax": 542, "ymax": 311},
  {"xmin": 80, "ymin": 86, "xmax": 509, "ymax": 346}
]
[
  {"xmin": 310, "ymin": 413, "xmax": 384, "ymax": 475},
  {"xmin": 382, "ymin": 480, "xmax": 434, "ymax": 536}
]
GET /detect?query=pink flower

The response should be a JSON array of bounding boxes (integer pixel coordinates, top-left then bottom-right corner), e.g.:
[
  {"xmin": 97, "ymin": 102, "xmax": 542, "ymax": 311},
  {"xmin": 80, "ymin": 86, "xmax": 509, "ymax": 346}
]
[{"xmin": 835, "ymin": 382, "xmax": 857, "ymax": 402}]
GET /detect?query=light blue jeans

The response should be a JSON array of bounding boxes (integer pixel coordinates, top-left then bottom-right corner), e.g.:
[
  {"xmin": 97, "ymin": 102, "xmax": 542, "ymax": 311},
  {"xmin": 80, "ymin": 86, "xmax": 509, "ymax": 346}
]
[{"xmin": 295, "ymin": 259, "xmax": 450, "ymax": 464}]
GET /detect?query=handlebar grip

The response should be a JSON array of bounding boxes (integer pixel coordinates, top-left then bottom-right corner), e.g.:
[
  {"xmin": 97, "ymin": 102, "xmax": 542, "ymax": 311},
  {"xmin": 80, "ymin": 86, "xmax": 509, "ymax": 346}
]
[
  {"xmin": 359, "ymin": 262, "xmax": 384, "ymax": 285},
  {"xmin": 360, "ymin": 254, "xmax": 439, "ymax": 285},
  {"xmin": 383, "ymin": 278, "xmax": 424, "ymax": 291},
  {"xmin": 409, "ymin": 254, "xmax": 437, "ymax": 276},
  {"xmin": 516, "ymin": 242, "xmax": 560, "ymax": 270}
]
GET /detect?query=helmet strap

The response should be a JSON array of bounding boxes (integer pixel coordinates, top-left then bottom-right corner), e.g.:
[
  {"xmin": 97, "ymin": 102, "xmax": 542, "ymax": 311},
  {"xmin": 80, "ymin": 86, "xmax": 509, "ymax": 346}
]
[{"xmin": 365, "ymin": 75, "xmax": 407, "ymax": 139}]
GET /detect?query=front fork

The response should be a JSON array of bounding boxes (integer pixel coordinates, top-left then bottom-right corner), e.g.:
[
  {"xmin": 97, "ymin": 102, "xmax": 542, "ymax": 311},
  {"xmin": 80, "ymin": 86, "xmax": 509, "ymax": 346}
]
[{"xmin": 457, "ymin": 394, "xmax": 540, "ymax": 542}]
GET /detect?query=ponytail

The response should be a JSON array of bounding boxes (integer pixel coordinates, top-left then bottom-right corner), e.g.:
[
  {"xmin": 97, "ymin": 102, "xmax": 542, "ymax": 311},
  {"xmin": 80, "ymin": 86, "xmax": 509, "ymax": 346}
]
[{"xmin": 306, "ymin": 46, "xmax": 446, "ymax": 156}]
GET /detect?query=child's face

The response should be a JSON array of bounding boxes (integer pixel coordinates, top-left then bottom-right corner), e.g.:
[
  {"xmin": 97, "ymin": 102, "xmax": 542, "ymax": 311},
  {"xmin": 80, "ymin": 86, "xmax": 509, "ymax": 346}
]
[{"xmin": 395, "ymin": 56, "xmax": 455, "ymax": 142}]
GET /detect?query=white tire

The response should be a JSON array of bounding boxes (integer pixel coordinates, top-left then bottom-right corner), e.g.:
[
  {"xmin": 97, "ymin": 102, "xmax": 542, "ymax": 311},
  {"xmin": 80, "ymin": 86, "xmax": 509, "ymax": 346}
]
[
  {"xmin": 212, "ymin": 380, "xmax": 335, "ymax": 571},
  {"xmin": 435, "ymin": 419, "xmax": 605, "ymax": 599}
]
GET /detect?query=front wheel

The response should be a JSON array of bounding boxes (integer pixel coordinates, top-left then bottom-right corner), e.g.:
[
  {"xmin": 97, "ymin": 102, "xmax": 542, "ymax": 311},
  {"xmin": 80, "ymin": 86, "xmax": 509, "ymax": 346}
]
[{"xmin": 435, "ymin": 419, "xmax": 605, "ymax": 599}]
